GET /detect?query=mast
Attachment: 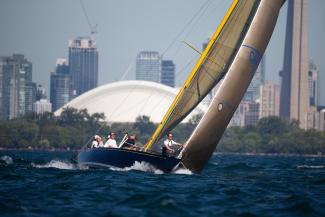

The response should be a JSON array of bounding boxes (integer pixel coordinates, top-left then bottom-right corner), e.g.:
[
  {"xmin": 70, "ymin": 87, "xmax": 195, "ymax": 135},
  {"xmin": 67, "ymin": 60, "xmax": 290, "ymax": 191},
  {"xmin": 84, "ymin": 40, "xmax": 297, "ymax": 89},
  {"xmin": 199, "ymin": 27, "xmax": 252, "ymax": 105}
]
[{"xmin": 181, "ymin": 0, "xmax": 285, "ymax": 172}]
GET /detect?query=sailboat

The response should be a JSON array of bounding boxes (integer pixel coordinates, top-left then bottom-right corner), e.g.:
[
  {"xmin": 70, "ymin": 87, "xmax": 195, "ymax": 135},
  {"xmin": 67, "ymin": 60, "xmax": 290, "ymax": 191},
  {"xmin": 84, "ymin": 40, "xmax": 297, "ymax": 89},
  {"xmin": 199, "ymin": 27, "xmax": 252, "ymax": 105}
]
[{"xmin": 78, "ymin": 0, "xmax": 285, "ymax": 173}]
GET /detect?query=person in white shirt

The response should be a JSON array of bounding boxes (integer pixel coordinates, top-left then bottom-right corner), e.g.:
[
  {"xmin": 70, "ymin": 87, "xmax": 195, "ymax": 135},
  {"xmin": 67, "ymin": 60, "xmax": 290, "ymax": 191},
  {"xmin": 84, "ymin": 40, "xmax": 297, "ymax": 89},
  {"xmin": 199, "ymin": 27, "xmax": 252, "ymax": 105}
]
[
  {"xmin": 98, "ymin": 136, "xmax": 104, "ymax": 148},
  {"xmin": 104, "ymin": 132, "xmax": 117, "ymax": 148},
  {"xmin": 162, "ymin": 133, "xmax": 183, "ymax": 156},
  {"xmin": 91, "ymin": 135, "xmax": 103, "ymax": 148}
]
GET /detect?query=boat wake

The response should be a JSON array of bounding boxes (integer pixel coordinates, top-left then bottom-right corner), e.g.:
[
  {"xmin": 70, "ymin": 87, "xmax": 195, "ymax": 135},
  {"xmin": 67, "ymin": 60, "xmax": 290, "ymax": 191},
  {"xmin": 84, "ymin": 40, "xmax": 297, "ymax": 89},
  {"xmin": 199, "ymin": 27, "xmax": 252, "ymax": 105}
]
[
  {"xmin": 0, "ymin": 155, "xmax": 13, "ymax": 165},
  {"xmin": 107, "ymin": 161, "xmax": 193, "ymax": 175},
  {"xmin": 29, "ymin": 158, "xmax": 193, "ymax": 175},
  {"xmin": 32, "ymin": 160, "xmax": 76, "ymax": 170},
  {"xmin": 172, "ymin": 168, "xmax": 193, "ymax": 175},
  {"xmin": 108, "ymin": 161, "xmax": 164, "ymax": 174}
]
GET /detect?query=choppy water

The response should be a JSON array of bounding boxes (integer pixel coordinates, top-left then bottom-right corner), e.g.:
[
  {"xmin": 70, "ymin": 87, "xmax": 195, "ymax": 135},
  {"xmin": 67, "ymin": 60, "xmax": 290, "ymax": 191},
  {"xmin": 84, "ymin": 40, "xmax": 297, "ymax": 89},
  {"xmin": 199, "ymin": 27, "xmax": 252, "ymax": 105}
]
[{"xmin": 0, "ymin": 151, "xmax": 325, "ymax": 217}]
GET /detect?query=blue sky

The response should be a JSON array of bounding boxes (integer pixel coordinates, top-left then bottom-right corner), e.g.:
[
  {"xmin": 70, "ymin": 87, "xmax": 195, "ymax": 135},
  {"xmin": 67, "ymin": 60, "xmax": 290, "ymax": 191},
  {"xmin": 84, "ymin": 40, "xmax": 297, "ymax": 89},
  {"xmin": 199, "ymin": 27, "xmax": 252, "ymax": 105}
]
[{"xmin": 1, "ymin": 0, "xmax": 324, "ymax": 104}]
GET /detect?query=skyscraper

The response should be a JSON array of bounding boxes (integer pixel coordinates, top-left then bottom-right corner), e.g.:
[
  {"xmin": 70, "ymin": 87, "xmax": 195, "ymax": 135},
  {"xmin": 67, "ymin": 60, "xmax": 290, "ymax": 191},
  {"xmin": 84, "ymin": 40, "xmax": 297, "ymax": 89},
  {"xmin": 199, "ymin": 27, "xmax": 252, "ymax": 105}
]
[
  {"xmin": 161, "ymin": 60, "xmax": 175, "ymax": 87},
  {"xmin": 69, "ymin": 37, "xmax": 98, "ymax": 97},
  {"xmin": 279, "ymin": 0, "xmax": 309, "ymax": 127},
  {"xmin": 0, "ymin": 54, "xmax": 35, "ymax": 119},
  {"xmin": 50, "ymin": 58, "xmax": 72, "ymax": 111},
  {"xmin": 308, "ymin": 59, "xmax": 319, "ymax": 107},
  {"xmin": 259, "ymin": 80, "xmax": 280, "ymax": 118},
  {"xmin": 136, "ymin": 51, "xmax": 161, "ymax": 82}
]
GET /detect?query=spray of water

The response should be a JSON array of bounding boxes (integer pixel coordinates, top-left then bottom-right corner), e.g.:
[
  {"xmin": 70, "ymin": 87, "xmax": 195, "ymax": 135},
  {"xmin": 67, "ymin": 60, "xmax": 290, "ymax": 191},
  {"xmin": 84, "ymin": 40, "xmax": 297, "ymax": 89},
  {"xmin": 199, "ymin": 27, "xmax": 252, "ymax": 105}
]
[
  {"xmin": 32, "ymin": 160, "xmax": 76, "ymax": 170},
  {"xmin": 0, "ymin": 155, "xmax": 13, "ymax": 165}
]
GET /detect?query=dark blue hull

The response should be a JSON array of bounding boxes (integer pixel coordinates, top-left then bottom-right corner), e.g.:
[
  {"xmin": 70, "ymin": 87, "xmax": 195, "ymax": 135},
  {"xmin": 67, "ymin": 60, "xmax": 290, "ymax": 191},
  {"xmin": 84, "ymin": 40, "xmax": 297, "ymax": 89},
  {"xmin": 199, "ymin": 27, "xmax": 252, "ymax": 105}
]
[{"xmin": 77, "ymin": 148, "xmax": 181, "ymax": 172}]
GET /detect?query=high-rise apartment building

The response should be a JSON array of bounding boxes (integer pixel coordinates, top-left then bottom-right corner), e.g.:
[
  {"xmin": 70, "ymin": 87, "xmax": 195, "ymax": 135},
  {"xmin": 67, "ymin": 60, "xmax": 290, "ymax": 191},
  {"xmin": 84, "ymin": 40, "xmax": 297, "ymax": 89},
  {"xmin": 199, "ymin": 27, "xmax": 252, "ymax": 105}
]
[
  {"xmin": 136, "ymin": 51, "xmax": 161, "ymax": 83},
  {"xmin": 259, "ymin": 80, "xmax": 280, "ymax": 118},
  {"xmin": 279, "ymin": 0, "xmax": 309, "ymax": 128},
  {"xmin": 0, "ymin": 54, "xmax": 35, "ymax": 119},
  {"xmin": 33, "ymin": 99, "xmax": 52, "ymax": 114},
  {"xmin": 161, "ymin": 60, "xmax": 175, "ymax": 87},
  {"xmin": 308, "ymin": 59, "xmax": 319, "ymax": 107},
  {"xmin": 245, "ymin": 102, "xmax": 260, "ymax": 126},
  {"xmin": 50, "ymin": 58, "xmax": 72, "ymax": 111},
  {"xmin": 69, "ymin": 37, "xmax": 98, "ymax": 97}
]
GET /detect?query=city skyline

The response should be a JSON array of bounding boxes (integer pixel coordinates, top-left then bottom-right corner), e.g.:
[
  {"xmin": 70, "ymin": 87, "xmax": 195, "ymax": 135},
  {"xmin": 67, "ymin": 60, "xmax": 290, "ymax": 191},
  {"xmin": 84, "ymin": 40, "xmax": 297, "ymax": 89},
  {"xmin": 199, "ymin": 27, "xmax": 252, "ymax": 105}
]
[{"xmin": 0, "ymin": 0, "xmax": 324, "ymax": 104}]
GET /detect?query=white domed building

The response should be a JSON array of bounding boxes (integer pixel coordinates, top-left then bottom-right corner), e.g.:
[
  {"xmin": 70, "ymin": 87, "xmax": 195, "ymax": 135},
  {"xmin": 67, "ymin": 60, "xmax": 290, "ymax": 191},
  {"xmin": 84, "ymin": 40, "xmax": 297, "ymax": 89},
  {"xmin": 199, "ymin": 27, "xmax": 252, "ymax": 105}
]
[{"xmin": 55, "ymin": 80, "xmax": 207, "ymax": 123}]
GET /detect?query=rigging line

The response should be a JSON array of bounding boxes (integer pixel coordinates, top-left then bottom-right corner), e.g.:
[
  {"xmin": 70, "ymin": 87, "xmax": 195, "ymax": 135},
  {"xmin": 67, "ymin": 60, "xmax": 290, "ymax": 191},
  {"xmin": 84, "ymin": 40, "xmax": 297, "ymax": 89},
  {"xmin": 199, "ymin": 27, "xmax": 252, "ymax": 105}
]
[
  {"xmin": 171, "ymin": 0, "xmax": 229, "ymax": 62},
  {"xmin": 120, "ymin": 62, "xmax": 133, "ymax": 81},
  {"xmin": 79, "ymin": 0, "xmax": 93, "ymax": 31},
  {"xmin": 170, "ymin": 0, "xmax": 226, "ymax": 61},
  {"xmin": 184, "ymin": 0, "xmax": 229, "ymax": 40},
  {"xmin": 161, "ymin": 0, "xmax": 213, "ymax": 56},
  {"xmin": 182, "ymin": 0, "xmax": 216, "ymax": 39},
  {"xmin": 169, "ymin": 0, "xmax": 214, "ymax": 60}
]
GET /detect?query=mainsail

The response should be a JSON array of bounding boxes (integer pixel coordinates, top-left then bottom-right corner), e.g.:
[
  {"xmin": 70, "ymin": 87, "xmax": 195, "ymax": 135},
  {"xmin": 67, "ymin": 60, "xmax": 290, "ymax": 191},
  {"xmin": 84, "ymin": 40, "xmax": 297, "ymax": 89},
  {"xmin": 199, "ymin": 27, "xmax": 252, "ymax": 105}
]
[{"xmin": 145, "ymin": 0, "xmax": 261, "ymax": 151}]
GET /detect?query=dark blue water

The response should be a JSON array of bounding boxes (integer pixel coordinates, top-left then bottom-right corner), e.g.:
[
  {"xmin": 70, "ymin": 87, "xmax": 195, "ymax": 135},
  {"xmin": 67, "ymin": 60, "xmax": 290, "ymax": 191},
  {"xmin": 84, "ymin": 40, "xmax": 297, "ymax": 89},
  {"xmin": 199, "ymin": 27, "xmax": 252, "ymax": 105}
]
[{"xmin": 1, "ymin": 151, "xmax": 325, "ymax": 217}]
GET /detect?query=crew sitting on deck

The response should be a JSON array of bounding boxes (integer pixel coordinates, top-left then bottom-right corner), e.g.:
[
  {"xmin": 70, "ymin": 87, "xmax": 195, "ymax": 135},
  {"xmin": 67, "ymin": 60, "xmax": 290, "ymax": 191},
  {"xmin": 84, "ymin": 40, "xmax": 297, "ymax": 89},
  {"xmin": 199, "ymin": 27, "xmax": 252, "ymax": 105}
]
[
  {"xmin": 121, "ymin": 134, "xmax": 137, "ymax": 150},
  {"xmin": 162, "ymin": 132, "xmax": 183, "ymax": 156},
  {"xmin": 91, "ymin": 135, "xmax": 103, "ymax": 148},
  {"xmin": 104, "ymin": 132, "xmax": 117, "ymax": 148}
]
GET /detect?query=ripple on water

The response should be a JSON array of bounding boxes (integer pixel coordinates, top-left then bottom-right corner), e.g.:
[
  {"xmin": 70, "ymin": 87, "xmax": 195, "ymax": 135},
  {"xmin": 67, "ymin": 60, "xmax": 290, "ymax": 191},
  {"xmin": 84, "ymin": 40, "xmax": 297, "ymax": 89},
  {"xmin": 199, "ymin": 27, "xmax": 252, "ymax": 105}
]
[
  {"xmin": 297, "ymin": 164, "xmax": 325, "ymax": 169},
  {"xmin": 0, "ymin": 151, "xmax": 325, "ymax": 217}
]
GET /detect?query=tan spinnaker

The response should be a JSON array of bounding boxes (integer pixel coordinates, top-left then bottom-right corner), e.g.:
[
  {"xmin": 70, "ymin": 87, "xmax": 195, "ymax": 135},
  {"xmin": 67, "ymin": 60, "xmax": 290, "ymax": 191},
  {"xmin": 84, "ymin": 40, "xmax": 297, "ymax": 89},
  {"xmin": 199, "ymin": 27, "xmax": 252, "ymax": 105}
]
[{"xmin": 181, "ymin": 0, "xmax": 285, "ymax": 173}]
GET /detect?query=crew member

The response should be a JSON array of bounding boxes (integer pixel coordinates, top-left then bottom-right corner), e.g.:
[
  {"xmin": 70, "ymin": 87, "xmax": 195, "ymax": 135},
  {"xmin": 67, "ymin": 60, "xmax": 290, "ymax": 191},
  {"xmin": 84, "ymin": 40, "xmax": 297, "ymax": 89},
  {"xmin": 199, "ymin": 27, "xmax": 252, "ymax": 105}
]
[
  {"xmin": 162, "ymin": 132, "xmax": 183, "ymax": 156},
  {"xmin": 91, "ymin": 135, "xmax": 103, "ymax": 148},
  {"xmin": 98, "ymin": 136, "xmax": 104, "ymax": 147},
  {"xmin": 122, "ymin": 134, "xmax": 137, "ymax": 150},
  {"xmin": 104, "ymin": 132, "xmax": 117, "ymax": 148}
]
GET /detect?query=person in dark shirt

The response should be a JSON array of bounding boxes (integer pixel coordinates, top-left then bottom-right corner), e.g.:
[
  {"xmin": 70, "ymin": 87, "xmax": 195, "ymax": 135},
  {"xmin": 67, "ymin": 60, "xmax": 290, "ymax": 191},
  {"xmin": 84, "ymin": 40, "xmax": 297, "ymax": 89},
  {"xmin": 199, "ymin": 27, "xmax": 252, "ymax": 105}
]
[{"xmin": 122, "ymin": 134, "xmax": 137, "ymax": 150}]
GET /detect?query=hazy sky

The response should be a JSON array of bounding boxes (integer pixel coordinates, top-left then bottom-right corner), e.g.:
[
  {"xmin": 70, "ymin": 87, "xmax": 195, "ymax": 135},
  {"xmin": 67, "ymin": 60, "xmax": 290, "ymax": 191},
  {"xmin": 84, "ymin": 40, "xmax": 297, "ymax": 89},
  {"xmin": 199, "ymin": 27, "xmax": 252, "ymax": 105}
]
[{"xmin": 1, "ymin": 0, "xmax": 324, "ymax": 104}]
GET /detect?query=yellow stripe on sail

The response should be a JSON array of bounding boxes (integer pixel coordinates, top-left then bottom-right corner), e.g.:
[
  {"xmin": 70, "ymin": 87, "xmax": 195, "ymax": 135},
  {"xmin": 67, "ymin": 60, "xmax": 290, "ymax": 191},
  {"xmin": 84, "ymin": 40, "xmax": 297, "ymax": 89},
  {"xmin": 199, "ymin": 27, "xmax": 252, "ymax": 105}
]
[{"xmin": 144, "ymin": 0, "xmax": 239, "ymax": 151}]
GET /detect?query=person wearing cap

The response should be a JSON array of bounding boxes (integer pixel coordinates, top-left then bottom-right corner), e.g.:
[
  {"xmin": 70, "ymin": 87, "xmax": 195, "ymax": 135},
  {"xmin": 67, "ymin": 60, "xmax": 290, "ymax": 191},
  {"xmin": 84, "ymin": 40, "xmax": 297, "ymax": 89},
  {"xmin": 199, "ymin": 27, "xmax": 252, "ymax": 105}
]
[
  {"xmin": 104, "ymin": 132, "xmax": 117, "ymax": 148},
  {"xmin": 162, "ymin": 132, "xmax": 183, "ymax": 156},
  {"xmin": 91, "ymin": 135, "xmax": 102, "ymax": 148}
]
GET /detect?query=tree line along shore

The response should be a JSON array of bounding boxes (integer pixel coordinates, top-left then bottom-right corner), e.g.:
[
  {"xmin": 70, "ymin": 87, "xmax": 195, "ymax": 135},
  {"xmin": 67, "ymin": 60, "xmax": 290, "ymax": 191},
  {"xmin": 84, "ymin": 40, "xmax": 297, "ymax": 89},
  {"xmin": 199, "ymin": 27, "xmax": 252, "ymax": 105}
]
[{"xmin": 0, "ymin": 107, "xmax": 325, "ymax": 155}]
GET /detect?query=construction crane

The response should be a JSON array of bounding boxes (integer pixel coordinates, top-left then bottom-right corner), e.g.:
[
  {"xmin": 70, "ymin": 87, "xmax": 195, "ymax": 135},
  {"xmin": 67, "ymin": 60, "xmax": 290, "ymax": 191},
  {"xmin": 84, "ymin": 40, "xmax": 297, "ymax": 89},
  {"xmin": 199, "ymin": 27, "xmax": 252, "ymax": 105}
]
[{"xmin": 79, "ymin": 0, "xmax": 98, "ymax": 37}]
